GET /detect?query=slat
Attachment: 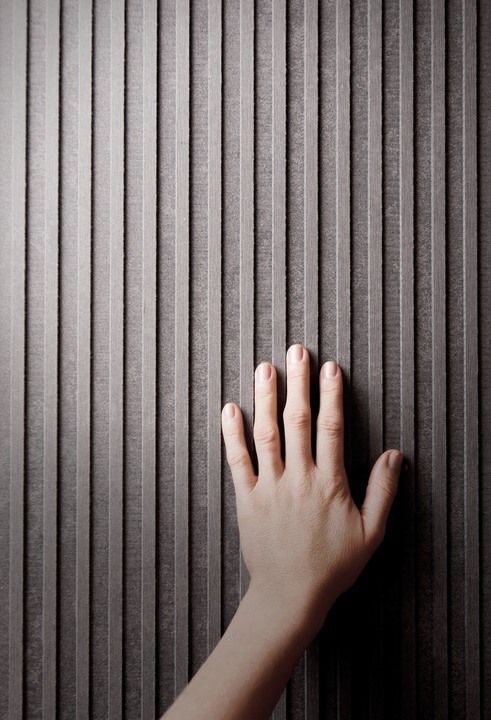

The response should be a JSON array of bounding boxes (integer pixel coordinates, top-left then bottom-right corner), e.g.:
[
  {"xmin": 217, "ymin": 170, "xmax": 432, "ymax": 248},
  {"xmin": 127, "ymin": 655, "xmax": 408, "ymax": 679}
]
[
  {"xmin": 108, "ymin": 0, "xmax": 125, "ymax": 715},
  {"xmin": 271, "ymin": 0, "xmax": 287, "ymax": 717},
  {"xmin": 175, "ymin": 0, "xmax": 190, "ymax": 697},
  {"xmin": 141, "ymin": 0, "xmax": 157, "ymax": 716},
  {"xmin": 43, "ymin": 0, "xmax": 60, "ymax": 716},
  {"xmin": 207, "ymin": 0, "xmax": 223, "ymax": 655},
  {"xmin": 336, "ymin": 2, "xmax": 351, "ymax": 716},
  {"xmin": 239, "ymin": 0, "xmax": 254, "ymax": 601},
  {"xmin": 75, "ymin": 0, "xmax": 92, "ymax": 718},
  {"xmin": 5, "ymin": 0, "xmax": 27, "ymax": 717},
  {"xmin": 431, "ymin": 1, "xmax": 448, "ymax": 717},
  {"xmin": 399, "ymin": 0, "xmax": 416, "ymax": 717},
  {"xmin": 304, "ymin": 1, "xmax": 319, "ymax": 718},
  {"xmin": 367, "ymin": 0, "xmax": 384, "ymax": 717},
  {"xmin": 462, "ymin": 0, "xmax": 480, "ymax": 715}
]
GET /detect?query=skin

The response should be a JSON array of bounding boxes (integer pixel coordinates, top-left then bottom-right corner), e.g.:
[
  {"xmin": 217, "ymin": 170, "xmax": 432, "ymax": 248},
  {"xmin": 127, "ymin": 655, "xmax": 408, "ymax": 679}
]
[{"xmin": 162, "ymin": 343, "xmax": 403, "ymax": 720}]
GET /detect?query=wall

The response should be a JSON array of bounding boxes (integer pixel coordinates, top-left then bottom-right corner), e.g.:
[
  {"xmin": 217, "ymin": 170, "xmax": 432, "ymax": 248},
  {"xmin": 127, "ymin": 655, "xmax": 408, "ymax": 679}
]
[{"xmin": 0, "ymin": 0, "xmax": 490, "ymax": 718}]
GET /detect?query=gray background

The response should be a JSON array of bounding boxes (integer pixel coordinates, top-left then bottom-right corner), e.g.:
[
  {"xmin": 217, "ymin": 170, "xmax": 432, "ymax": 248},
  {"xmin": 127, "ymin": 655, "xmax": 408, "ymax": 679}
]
[{"xmin": 1, "ymin": 0, "xmax": 490, "ymax": 718}]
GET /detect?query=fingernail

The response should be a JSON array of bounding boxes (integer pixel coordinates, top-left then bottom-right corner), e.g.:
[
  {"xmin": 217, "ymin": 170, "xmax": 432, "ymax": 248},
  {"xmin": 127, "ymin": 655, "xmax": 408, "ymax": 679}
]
[
  {"xmin": 224, "ymin": 403, "xmax": 235, "ymax": 418},
  {"xmin": 324, "ymin": 361, "xmax": 337, "ymax": 378},
  {"xmin": 257, "ymin": 362, "xmax": 271, "ymax": 380},
  {"xmin": 288, "ymin": 344, "xmax": 303, "ymax": 364},
  {"xmin": 388, "ymin": 450, "xmax": 403, "ymax": 470}
]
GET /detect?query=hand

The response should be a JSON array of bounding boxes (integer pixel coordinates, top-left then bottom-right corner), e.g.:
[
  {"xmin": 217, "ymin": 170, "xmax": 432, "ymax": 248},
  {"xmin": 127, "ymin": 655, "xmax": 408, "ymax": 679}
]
[{"xmin": 221, "ymin": 344, "xmax": 403, "ymax": 639}]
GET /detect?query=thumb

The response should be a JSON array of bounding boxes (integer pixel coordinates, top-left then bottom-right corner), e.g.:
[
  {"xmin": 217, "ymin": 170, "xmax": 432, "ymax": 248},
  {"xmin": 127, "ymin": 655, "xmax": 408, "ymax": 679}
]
[{"xmin": 360, "ymin": 449, "xmax": 403, "ymax": 550}]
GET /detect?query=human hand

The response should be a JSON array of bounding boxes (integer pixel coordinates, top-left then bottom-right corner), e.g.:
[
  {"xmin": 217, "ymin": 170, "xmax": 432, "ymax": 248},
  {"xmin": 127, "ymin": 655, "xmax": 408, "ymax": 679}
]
[{"xmin": 221, "ymin": 344, "xmax": 403, "ymax": 639}]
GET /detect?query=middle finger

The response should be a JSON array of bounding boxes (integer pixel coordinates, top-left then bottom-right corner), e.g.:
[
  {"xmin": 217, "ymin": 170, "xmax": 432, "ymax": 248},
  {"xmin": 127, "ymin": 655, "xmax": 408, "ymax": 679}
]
[{"xmin": 283, "ymin": 344, "xmax": 314, "ymax": 472}]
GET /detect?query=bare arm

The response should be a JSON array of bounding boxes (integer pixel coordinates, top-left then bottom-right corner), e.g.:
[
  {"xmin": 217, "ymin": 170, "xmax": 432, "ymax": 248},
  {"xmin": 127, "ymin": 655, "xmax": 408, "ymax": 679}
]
[{"xmin": 162, "ymin": 344, "xmax": 403, "ymax": 720}]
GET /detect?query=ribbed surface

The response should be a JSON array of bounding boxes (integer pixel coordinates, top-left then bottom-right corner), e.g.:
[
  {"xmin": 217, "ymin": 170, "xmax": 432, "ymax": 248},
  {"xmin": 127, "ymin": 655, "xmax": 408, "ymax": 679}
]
[{"xmin": 0, "ymin": 1, "xmax": 490, "ymax": 718}]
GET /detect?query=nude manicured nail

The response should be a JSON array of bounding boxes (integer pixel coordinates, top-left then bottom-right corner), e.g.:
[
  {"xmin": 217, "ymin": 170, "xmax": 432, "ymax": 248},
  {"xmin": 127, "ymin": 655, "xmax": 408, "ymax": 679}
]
[
  {"xmin": 257, "ymin": 362, "xmax": 271, "ymax": 380},
  {"xmin": 324, "ymin": 361, "xmax": 337, "ymax": 378},
  {"xmin": 388, "ymin": 450, "xmax": 402, "ymax": 470},
  {"xmin": 288, "ymin": 345, "xmax": 303, "ymax": 364},
  {"xmin": 224, "ymin": 403, "xmax": 235, "ymax": 418}
]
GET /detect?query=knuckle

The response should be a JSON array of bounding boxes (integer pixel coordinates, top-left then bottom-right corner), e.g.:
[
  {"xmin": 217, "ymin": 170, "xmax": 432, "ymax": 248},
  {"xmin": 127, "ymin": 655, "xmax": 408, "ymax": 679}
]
[
  {"xmin": 253, "ymin": 423, "xmax": 278, "ymax": 448},
  {"xmin": 377, "ymin": 476, "xmax": 397, "ymax": 502},
  {"xmin": 227, "ymin": 450, "xmax": 250, "ymax": 470},
  {"xmin": 283, "ymin": 406, "xmax": 310, "ymax": 429},
  {"xmin": 317, "ymin": 413, "xmax": 343, "ymax": 439}
]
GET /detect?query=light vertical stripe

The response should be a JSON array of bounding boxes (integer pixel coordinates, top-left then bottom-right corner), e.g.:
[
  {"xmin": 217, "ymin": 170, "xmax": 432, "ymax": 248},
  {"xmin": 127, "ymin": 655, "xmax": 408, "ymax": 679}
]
[
  {"xmin": 108, "ymin": 0, "xmax": 125, "ymax": 716},
  {"xmin": 367, "ymin": 0, "xmax": 383, "ymax": 717},
  {"xmin": 462, "ymin": 0, "xmax": 480, "ymax": 716},
  {"xmin": 141, "ymin": 0, "xmax": 157, "ymax": 716},
  {"xmin": 76, "ymin": 0, "xmax": 92, "ymax": 718},
  {"xmin": 175, "ymin": 0, "xmax": 190, "ymax": 697},
  {"xmin": 239, "ymin": 0, "xmax": 254, "ymax": 601},
  {"xmin": 304, "ymin": 0, "xmax": 319, "ymax": 717},
  {"xmin": 399, "ymin": 0, "xmax": 416, "ymax": 717},
  {"xmin": 207, "ymin": 0, "xmax": 223, "ymax": 655},
  {"xmin": 271, "ymin": 0, "xmax": 287, "ymax": 717},
  {"xmin": 5, "ymin": 0, "xmax": 27, "ymax": 717},
  {"xmin": 431, "ymin": 1, "xmax": 448, "ymax": 717},
  {"xmin": 43, "ymin": 0, "xmax": 60, "ymax": 716}
]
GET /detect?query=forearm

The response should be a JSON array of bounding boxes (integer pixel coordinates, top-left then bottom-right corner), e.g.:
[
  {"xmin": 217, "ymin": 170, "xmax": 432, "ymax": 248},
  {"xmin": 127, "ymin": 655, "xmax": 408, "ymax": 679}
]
[{"xmin": 161, "ymin": 583, "xmax": 330, "ymax": 720}]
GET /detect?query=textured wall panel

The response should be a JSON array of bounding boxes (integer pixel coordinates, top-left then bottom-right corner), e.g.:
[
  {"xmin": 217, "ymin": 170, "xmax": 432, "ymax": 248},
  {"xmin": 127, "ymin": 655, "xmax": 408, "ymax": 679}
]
[{"xmin": 0, "ymin": 0, "xmax": 490, "ymax": 718}]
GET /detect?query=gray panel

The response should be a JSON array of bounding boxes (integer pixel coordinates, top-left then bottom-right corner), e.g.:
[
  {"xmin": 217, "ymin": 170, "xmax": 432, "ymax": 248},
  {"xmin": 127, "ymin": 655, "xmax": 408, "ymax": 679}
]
[{"xmin": 1, "ymin": 0, "xmax": 490, "ymax": 718}]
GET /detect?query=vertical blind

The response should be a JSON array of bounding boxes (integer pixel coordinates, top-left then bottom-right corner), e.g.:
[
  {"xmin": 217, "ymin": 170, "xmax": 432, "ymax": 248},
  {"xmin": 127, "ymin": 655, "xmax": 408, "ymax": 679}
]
[{"xmin": 1, "ymin": 0, "xmax": 490, "ymax": 718}]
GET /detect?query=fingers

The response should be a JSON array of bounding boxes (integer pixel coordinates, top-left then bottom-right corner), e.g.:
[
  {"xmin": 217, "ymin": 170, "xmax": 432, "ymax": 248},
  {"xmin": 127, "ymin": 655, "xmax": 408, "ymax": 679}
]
[
  {"xmin": 222, "ymin": 403, "xmax": 257, "ymax": 495},
  {"xmin": 283, "ymin": 344, "xmax": 314, "ymax": 472},
  {"xmin": 360, "ymin": 449, "xmax": 403, "ymax": 549},
  {"xmin": 253, "ymin": 362, "xmax": 284, "ymax": 479},
  {"xmin": 315, "ymin": 360, "xmax": 347, "ymax": 488}
]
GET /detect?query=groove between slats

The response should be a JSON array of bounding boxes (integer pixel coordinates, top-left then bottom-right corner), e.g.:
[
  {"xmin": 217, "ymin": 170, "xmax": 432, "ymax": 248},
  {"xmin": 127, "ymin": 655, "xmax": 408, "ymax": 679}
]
[
  {"xmin": 207, "ymin": 0, "xmax": 223, "ymax": 656},
  {"xmin": 303, "ymin": 1, "xmax": 319, "ymax": 718},
  {"xmin": 108, "ymin": 0, "xmax": 125, "ymax": 715},
  {"xmin": 399, "ymin": 0, "xmax": 416, "ymax": 717},
  {"xmin": 431, "ymin": 1, "xmax": 448, "ymax": 717},
  {"xmin": 141, "ymin": 0, "xmax": 157, "ymax": 717},
  {"xmin": 239, "ymin": 0, "xmax": 254, "ymax": 601},
  {"xmin": 43, "ymin": 0, "xmax": 60, "ymax": 716},
  {"xmin": 462, "ymin": 0, "xmax": 480, "ymax": 716},
  {"xmin": 175, "ymin": 0, "xmax": 190, "ymax": 697},
  {"xmin": 75, "ymin": 0, "xmax": 92, "ymax": 718},
  {"xmin": 271, "ymin": 0, "xmax": 287, "ymax": 717},
  {"xmin": 7, "ymin": 0, "xmax": 27, "ymax": 717}
]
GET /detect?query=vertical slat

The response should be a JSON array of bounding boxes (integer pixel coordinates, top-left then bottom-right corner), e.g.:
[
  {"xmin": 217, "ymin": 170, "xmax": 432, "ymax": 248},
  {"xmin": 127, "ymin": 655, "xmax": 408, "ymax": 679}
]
[
  {"xmin": 462, "ymin": 0, "xmax": 480, "ymax": 716},
  {"xmin": 43, "ymin": 0, "xmax": 60, "ymax": 716},
  {"xmin": 336, "ymin": 2, "xmax": 351, "ymax": 715},
  {"xmin": 304, "ymin": 0, "xmax": 319, "ymax": 717},
  {"xmin": 207, "ymin": 0, "xmax": 222, "ymax": 655},
  {"xmin": 108, "ymin": 0, "xmax": 125, "ymax": 715},
  {"xmin": 399, "ymin": 0, "xmax": 416, "ymax": 717},
  {"xmin": 271, "ymin": 0, "xmax": 287, "ymax": 717},
  {"xmin": 431, "ymin": 1, "xmax": 448, "ymax": 717},
  {"xmin": 76, "ymin": 0, "xmax": 93, "ymax": 718},
  {"xmin": 367, "ymin": 0, "xmax": 383, "ymax": 717},
  {"xmin": 6, "ymin": 0, "xmax": 27, "ymax": 717},
  {"xmin": 141, "ymin": 0, "xmax": 157, "ymax": 716},
  {"xmin": 239, "ymin": 0, "xmax": 254, "ymax": 600},
  {"xmin": 175, "ymin": 0, "xmax": 190, "ymax": 697}
]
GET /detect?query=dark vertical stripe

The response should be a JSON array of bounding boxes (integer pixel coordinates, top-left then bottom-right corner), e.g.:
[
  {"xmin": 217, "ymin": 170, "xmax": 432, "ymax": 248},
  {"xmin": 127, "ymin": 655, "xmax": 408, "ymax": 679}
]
[
  {"xmin": 108, "ymin": 0, "xmax": 125, "ymax": 715},
  {"xmin": 367, "ymin": 0, "xmax": 383, "ymax": 717},
  {"xmin": 141, "ymin": 0, "xmax": 157, "ymax": 716},
  {"xmin": 76, "ymin": 0, "xmax": 92, "ymax": 718},
  {"xmin": 399, "ymin": 0, "xmax": 416, "ymax": 717},
  {"xmin": 175, "ymin": 0, "xmax": 190, "ymax": 697},
  {"xmin": 207, "ymin": 0, "xmax": 222, "ymax": 654},
  {"xmin": 431, "ymin": 1, "xmax": 448, "ymax": 717},
  {"xmin": 304, "ymin": 1, "xmax": 319, "ymax": 718},
  {"xmin": 43, "ymin": 0, "xmax": 60, "ymax": 716},
  {"xmin": 462, "ymin": 0, "xmax": 480, "ymax": 715},
  {"xmin": 336, "ymin": 2, "xmax": 351, "ymax": 716},
  {"xmin": 271, "ymin": 0, "xmax": 286, "ymax": 717},
  {"xmin": 239, "ymin": 0, "xmax": 254, "ymax": 600},
  {"xmin": 7, "ymin": 0, "xmax": 27, "ymax": 717}
]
